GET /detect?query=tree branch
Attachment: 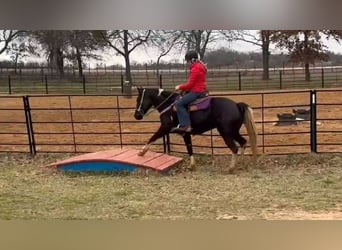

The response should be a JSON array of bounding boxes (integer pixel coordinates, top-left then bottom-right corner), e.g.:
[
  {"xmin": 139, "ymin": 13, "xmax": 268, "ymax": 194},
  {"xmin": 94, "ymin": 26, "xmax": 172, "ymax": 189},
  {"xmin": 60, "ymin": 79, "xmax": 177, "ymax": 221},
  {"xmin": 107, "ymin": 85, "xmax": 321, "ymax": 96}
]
[
  {"xmin": 128, "ymin": 30, "xmax": 151, "ymax": 54},
  {"xmin": 0, "ymin": 30, "xmax": 22, "ymax": 55},
  {"xmin": 101, "ymin": 31, "xmax": 125, "ymax": 57}
]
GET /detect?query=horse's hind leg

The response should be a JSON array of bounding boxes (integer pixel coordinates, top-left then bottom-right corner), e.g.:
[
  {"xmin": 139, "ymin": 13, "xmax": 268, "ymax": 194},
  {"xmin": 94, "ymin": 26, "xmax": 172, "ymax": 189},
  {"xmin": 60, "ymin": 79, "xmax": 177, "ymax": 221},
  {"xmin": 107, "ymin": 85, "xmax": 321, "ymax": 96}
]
[
  {"xmin": 218, "ymin": 130, "xmax": 239, "ymax": 171},
  {"xmin": 182, "ymin": 133, "xmax": 196, "ymax": 170},
  {"xmin": 233, "ymin": 133, "xmax": 247, "ymax": 155}
]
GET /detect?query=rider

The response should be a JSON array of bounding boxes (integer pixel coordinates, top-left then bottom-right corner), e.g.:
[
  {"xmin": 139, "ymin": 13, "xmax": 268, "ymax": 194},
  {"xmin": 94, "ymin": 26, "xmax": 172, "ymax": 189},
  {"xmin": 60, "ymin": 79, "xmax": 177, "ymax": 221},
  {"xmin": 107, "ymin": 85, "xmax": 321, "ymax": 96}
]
[{"xmin": 171, "ymin": 50, "xmax": 207, "ymax": 133}]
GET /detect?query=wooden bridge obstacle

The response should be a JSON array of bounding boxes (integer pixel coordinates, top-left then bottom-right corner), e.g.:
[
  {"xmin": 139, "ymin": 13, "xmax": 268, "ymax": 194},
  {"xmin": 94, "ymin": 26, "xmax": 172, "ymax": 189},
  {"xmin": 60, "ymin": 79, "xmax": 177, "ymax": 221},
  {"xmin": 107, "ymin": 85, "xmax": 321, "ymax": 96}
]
[{"xmin": 47, "ymin": 148, "xmax": 183, "ymax": 173}]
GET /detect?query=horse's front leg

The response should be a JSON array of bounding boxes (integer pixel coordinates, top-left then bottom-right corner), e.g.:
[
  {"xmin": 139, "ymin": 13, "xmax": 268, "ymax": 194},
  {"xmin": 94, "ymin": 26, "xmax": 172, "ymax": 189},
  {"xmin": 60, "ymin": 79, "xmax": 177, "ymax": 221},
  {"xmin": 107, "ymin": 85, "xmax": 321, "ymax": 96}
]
[
  {"xmin": 182, "ymin": 133, "xmax": 196, "ymax": 170},
  {"xmin": 138, "ymin": 144, "xmax": 150, "ymax": 156},
  {"xmin": 138, "ymin": 125, "xmax": 170, "ymax": 156}
]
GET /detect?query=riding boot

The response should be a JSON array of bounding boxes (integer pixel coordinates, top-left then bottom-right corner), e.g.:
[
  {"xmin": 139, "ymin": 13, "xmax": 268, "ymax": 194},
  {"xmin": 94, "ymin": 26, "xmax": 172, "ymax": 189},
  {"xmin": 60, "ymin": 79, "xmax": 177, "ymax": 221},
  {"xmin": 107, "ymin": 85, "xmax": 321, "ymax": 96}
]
[{"xmin": 171, "ymin": 125, "xmax": 192, "ymax": 133}]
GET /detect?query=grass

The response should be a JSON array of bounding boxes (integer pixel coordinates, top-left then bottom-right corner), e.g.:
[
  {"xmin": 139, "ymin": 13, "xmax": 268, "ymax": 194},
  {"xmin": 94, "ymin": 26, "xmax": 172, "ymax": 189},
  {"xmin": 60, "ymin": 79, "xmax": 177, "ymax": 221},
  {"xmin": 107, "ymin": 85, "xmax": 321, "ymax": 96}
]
[{"xmin": 0, "ymin": 152, "xmax": 341, "ymax": 220}]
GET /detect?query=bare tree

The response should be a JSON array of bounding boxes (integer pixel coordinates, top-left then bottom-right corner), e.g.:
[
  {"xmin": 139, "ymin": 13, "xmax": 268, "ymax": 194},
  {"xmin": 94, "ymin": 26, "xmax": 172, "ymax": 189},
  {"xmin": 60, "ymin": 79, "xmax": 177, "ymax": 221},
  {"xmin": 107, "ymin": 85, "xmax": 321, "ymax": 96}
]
[
  {"xmin": 180, "ymin": 30, "xmax": 217, "ymax": 60},
  {"xmin": 221, "ymin": 30, "xmax": 278, "ymax": 80},
  {"xmin": 98, "ymin": 30, "xmax": 151, "ymax": 88},
  {"xmin": 66, "ymin": 31, "xmax": 103, "ymax": 78},
  {"xmin": 274, "ymin": 30, "xmax": 342, "ymax": 81},
  {"xmin": 151, "ymin": 30, "xmax": 183, "ymax": 76},
  {"xmin": 31, "ymin": 30, "xmax": 71, "ymax": 75},
  {"xmin": 0, "ymin": 30, "xmax": 24, "ymax": 55},
  {"xmin": 7, "ymin": 30, "xmax": 102, "ymax": 77},
  {"xmin": 6, "ymin": 32, "xmax": 37, "ymax": 73}
]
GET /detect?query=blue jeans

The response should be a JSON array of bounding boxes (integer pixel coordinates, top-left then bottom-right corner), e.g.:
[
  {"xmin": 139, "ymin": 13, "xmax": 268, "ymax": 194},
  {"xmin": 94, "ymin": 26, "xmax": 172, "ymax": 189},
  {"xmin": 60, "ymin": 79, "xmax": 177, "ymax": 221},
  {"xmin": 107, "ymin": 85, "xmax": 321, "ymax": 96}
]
[{"xmin": 175, "ymin": 92, "xmax": 203, "ymax": 127}]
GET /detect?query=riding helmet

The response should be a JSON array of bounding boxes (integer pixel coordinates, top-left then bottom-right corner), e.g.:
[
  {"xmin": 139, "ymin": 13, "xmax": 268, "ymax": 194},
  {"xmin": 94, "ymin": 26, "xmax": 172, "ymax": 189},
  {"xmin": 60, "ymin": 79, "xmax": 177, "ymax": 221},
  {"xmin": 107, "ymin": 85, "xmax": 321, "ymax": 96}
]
[{"xmin": 185, "ymin": 50, "xmax": 199, "ymax": 62}]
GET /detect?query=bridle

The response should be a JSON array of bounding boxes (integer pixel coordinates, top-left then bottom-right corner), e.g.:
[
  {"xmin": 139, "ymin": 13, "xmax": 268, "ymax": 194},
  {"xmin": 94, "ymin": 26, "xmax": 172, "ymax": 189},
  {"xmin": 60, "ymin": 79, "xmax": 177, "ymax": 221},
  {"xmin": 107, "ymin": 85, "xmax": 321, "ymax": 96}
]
[
  {"xmin": 136, "ymin": 88, "xmax": 178, "ymax": 117},
  {"xmin": 135, "ymin": 88, "xmax": 146, "ymax": 117}
]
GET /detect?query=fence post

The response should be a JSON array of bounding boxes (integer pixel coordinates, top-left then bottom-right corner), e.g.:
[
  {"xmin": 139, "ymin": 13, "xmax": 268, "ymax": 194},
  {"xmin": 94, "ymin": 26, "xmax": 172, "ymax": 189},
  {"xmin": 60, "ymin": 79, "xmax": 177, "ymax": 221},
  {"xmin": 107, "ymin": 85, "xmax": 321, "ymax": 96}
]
[
  {"xmin": 261, "ymin": 93, "xmax": 265, "ymax": 154},
  {"xmin": 41, "ymin": 67, "xmax": 44, "ymax": 82},
  {"xmin": 68, "ymin": 96, "xmax": 77, "ymax": 153},
  {"xmin": 238, "ymin": 72, "xmax": 242, "ymax": 90},
  {"xmin": 166, "ymin": 134, "xmax": 170, "ymax": 153},
  {"xmin": 45, "ymin": 75, "xmax": 48, "ymax": 94},
  {"xmin": 23, "ymin": 96, "xmax": 36, "ymax": 155},
  {"xmin": 321, "ymin": 68, "xmax": 325, "ymax": 88},
  {"xmin": 310, "ymin": 90, "xmax": 317, "ymax": 153},
  {"xmin": 210, "ymin": 130, "xmax": 214, "ymax": 155},
  {"xmin": 8, "ymin": 75, "xmax": 11, "ymax": 94},
  {"xmin": 116, "ymin": 96, "xmax": 123, "ymax": 149},
  {"xmin": 279, "ymin": 70, "xmax": 283, "ymax": 89},
  {"xmin": 120, "ymin": 74, "xmax": 124, "ymax": 94},
  {"xmin": 159, "ymin": 74, "xmax": 163, "ymax": 88},
  {"xmin": 82, "ymin": 75, "xmax": 86, "ymax": 94},
  {"xmin": 162, "ymin": 134, "xmax": 170, "ymax": 154}
]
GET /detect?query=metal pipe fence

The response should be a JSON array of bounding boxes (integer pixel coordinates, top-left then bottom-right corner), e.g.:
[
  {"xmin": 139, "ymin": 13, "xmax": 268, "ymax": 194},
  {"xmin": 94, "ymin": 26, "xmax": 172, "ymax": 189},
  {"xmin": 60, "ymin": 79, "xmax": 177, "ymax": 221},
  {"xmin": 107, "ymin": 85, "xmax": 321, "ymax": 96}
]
[
  {"xmin": 0, "ymin": 89, "xmax": 341, "ymax": 155},
  {"xmin": 0, "ymin": 67, "xmax": 341, "ymax": 95}
]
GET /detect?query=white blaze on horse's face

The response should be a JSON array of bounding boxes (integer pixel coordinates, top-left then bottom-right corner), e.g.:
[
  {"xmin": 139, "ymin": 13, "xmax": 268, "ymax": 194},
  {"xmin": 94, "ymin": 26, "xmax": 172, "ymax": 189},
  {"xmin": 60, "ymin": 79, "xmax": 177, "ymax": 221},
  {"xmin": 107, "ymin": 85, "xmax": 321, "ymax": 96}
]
[
  {"xmin": 134, "ymin": 88, "xmax": 146, "ymax": 120},
  {"xmin": 158, "ymin": 88, "xmax": 164, "ymax": 96},
  {"xmin": 137, "ymin": 89, "xmax": 145, "ymax": 112},
  {"xmin": 134, "ymin": 88, "xmax": 163, "ymax": 120},
  {"xmin": 135, "ymin": 88, "xmax": 154, "ymax": 120}
]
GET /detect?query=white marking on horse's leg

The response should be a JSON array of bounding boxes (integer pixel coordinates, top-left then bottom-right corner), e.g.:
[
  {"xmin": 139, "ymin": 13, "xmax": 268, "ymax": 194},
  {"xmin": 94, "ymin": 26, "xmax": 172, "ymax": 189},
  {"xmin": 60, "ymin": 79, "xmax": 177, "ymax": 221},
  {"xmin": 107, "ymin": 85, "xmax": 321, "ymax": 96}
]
[
  {"xmin": 138, "ymin": 144, "xmax": 150, "ymax": 156},
  {"xmin": 210, "ymin": 155, "xmax": 216, "ymax": 167},
  {"xmin": 240, "ymin": 145, "xmax": 246, "ymax": 156},
  {"xmin": 229, "ymin": 153, "xmax": 237, "ymax": 170},
  {"xmin": 190, "ymin": 155, "xmax": 195, "ymax": 166},
  {"xmin": 189, "ymin": 155, "xmax": 196, "ymax": 171}
]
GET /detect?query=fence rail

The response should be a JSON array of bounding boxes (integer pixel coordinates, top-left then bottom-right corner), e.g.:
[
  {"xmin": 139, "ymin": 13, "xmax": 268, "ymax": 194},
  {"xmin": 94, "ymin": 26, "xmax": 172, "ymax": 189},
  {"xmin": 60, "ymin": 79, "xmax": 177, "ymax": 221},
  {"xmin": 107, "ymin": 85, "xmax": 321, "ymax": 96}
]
[
  {"xmin": 0, "ymin": 89, "xmax": 341, "ymax": 155},
  {"xmin": 1, "ymin": 66, "xmax": 341, "ymax": 95}
]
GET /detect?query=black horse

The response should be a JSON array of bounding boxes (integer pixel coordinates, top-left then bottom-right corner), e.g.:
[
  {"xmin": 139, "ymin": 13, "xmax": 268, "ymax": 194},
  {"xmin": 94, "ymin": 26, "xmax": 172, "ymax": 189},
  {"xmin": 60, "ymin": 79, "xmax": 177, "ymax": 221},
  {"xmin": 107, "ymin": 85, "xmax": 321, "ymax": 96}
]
[{"xmin": 134, "ymin": 88, "xmax": 258, "ymax": 170}]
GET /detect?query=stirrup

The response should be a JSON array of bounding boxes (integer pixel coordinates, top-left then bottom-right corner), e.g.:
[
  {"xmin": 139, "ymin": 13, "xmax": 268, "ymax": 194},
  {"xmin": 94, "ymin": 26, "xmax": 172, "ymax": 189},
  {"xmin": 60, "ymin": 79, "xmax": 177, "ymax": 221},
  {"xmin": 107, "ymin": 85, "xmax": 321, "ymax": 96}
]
[{"xmin": 171, "ymin": 125, "xmax": 192, "ymax": 133}]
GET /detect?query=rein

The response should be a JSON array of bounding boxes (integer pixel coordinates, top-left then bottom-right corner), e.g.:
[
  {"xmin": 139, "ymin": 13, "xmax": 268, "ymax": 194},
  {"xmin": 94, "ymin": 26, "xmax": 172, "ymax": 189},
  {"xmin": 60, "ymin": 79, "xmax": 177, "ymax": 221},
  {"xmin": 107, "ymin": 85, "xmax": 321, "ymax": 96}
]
[{"xmin": 145, "ymin": 91, "xmax": 178, "ymax": 116}]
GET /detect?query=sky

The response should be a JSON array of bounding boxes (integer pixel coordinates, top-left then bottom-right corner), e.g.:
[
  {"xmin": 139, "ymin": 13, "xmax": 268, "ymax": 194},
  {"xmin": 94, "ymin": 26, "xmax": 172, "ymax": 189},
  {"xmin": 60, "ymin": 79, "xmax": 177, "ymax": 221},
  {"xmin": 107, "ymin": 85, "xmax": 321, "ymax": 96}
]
[
  {"xmin": 88, "ymin": 37, "xmax": 342, "ymax": 67},
  {"xmin": 1, "ymin": 31, "xmax": 342, "ymax": 67}
]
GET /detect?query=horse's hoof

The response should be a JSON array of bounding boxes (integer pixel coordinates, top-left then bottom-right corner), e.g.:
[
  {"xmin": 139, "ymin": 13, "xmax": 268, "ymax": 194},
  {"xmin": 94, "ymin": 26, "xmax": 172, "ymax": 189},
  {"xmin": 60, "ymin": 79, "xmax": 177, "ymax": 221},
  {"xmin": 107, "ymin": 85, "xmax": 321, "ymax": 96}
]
[
  {"xmin": 138, "ymin": 151, "xmax": 146, "ymax": 156},
  {"xmin": 227, "ymin": 167, "xmax": 236, "ymax": 174},
  {"xmin": 240, "ymin": 148, "xmax": 246, "ymax": 156},
  {"xmin": 188, "ymin": 165, "xmax": 197, "ymax": 171}
]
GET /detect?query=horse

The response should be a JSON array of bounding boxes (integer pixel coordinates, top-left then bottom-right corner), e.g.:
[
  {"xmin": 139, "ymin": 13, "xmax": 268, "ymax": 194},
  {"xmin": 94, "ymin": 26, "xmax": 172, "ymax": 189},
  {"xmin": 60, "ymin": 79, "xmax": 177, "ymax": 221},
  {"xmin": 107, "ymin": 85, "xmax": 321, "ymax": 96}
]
[{"xmin": 133, "ymin": 87, "xmax": 258, "ymax": 171}]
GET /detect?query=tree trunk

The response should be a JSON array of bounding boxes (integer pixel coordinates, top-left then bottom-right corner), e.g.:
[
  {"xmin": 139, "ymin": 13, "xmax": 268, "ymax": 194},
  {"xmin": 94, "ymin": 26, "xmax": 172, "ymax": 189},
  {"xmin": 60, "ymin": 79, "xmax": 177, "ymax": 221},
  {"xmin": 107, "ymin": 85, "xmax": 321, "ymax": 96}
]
[
  {"xmin": 194, "ymin": 30, "xmax": 201, "ymax": 54},
  {"xmin": 53, "ymin": 47, "xmax": 64, "ymax": 76},
  {"xmin": 156, "ymin": 56, "xmax": 161, "ymax": 77},
  {"xmin": 262, "ymin": 47, "xmax": 270, "ymax": 80},
  {"xmin": 123, "ymin": 30, "xmax": 132, "ymax": 96},
  {"xmin": 14, "ymin": 53, "xmax": 19, "ymax": 74},
  {"xmin": 305, "ymin": 63, "xmax": 310, "ymax": 81},
  {"xmin": 48, "ymin": 48, "xmax": 55, "ymax": 72},
  {"xmin": 304, "ymin": 31, "xmax": 310, "ymax": 81},
  {"xmin": 261, "ymin": 31, "xmax": 270, "ymax": 80},
  {"xmin": 76, "ymin": 47, "xmax": 83, "ymax": 78},
  {"xmin": 124, "ymin": 55, "xmax": 132, "ymax": 83}
]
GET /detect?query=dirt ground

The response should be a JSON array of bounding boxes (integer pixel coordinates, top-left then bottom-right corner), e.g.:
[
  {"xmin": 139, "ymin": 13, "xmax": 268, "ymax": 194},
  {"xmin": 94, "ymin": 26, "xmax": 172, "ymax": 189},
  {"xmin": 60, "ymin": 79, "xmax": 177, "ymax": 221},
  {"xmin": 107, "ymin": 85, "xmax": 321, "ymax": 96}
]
[{"xmin": 0, "ymin": 88, "xmax": 341, "ymax": 155}]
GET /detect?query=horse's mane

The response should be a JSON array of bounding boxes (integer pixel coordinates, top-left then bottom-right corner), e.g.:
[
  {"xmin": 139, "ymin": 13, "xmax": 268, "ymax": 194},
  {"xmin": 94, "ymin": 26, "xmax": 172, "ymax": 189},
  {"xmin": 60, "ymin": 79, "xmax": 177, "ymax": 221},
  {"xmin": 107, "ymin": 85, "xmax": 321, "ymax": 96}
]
[
  {"xmin": 152, "ymin": 89, "xmax": 179, "ymax": 113},
  {"xmin": 160, "ymin": 90, "xmax": 177, "ymax": 98}
]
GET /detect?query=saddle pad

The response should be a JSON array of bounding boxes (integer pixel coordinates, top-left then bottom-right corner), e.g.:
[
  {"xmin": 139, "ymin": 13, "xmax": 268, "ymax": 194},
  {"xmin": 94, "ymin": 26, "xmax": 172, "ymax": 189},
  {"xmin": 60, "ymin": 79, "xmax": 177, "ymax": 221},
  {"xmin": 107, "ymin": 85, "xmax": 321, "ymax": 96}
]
[{"xmin": 189, "ymin": 97, "xmax": 211, "ymax": 112}]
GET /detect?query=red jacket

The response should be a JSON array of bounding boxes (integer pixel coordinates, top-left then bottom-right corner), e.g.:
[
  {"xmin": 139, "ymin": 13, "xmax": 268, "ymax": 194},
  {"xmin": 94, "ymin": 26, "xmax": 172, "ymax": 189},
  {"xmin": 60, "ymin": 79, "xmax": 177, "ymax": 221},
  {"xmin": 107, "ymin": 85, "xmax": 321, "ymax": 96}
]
[{"xmin": 179, "ymin": 61, "xmax": 207, "ymax": 93}]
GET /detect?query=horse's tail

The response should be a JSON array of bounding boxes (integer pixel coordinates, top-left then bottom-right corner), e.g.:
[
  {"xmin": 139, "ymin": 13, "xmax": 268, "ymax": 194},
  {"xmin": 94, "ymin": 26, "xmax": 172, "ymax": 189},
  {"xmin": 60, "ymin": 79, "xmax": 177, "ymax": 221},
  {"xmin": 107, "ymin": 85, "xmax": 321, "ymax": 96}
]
[{"xmin": 237, "ymin": 102, "xmax": 258, "ymax": 159}]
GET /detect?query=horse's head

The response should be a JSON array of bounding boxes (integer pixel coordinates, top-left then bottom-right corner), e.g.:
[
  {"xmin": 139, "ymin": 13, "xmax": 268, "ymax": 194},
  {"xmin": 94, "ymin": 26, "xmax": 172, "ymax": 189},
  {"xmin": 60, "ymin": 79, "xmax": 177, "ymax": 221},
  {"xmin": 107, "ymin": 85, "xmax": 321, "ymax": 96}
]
[{"xmin": 134, "ymin": 88, "xmax": 160, "ymax": 120}]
